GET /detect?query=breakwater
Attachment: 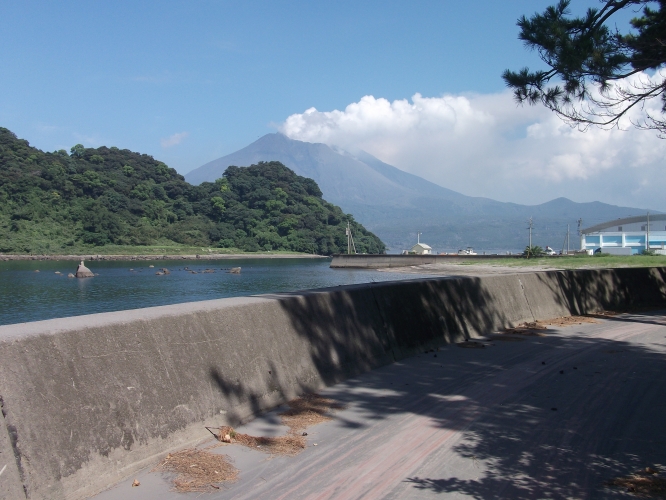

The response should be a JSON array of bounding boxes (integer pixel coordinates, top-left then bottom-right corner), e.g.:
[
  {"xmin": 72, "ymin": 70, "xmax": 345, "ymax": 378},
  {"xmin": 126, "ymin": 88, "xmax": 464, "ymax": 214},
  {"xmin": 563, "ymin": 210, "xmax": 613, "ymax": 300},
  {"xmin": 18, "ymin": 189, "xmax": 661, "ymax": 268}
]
[
  {"xmin": 1, "ymin": 267, "xmax": 665, "ymax": 499},
  {"xmin": 330, "ymin": 253, "xmax": 530, "ymax": 268}
]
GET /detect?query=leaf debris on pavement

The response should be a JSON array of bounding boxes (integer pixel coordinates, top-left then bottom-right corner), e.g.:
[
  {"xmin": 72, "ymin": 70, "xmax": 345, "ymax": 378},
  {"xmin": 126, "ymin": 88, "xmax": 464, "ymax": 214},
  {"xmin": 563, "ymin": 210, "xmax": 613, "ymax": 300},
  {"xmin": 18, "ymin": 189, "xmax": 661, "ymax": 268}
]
[
  {"xmin": 212, "ymin": 393, "xmax": 346, "ymax": 457},
  {"xmin": 606, "ymin": 466, "xmax": 666, "ymax": 496},
  {"xmin": 152, "ymin": 448, "xmax": 238, "ymax": 493},
  {"xmin": 457, "ymin": 340, "xmax": 487, "ymax": 348}
]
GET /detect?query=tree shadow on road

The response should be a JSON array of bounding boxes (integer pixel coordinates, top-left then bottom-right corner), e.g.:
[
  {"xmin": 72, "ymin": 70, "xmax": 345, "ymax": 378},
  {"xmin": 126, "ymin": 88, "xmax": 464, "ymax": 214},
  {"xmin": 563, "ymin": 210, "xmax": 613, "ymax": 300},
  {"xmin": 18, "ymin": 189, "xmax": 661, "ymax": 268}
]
[
  {"xmin": 206, "ymin": 268, "xmax": 666, "ymax": 498},
  {"xmin": 357, "ymin": 327, "xmax": 666, "ymax": 499}
]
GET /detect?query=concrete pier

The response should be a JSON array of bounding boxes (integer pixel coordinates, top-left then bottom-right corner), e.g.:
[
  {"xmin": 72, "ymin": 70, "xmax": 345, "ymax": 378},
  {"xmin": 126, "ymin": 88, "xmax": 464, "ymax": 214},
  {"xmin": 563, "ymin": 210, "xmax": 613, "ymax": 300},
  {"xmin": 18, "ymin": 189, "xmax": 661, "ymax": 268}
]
[
  {"xmin": 0, "ymin": 267, "xmax": 665, "ymax": 499},
  {"xmin": 330, "ymin": 253, "xmax": 528, "ymax": 268}
]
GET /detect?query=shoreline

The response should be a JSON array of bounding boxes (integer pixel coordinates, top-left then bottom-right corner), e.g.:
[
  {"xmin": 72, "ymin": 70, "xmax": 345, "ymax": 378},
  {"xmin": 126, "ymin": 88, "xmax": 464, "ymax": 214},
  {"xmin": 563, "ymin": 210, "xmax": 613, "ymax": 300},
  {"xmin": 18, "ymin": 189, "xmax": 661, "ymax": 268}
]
[
  {"xmin": 375, "ymin": 261, "xmax": 641, "ymax": 276},
  {"xmin": 376, "ymin": 262, "xmax": 564, "ymax": 276},
  {"xmin": 0, "ymin": 253, "xmax": 330, "ymax": 262}
]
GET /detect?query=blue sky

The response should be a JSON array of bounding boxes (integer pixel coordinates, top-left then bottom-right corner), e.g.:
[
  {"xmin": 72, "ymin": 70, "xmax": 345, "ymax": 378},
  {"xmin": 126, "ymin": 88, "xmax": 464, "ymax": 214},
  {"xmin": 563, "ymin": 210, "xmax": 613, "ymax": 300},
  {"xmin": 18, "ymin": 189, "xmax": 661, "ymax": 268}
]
[{"xmin": 1, "ymin": 1, "xmax": 663, "ymax": 210}]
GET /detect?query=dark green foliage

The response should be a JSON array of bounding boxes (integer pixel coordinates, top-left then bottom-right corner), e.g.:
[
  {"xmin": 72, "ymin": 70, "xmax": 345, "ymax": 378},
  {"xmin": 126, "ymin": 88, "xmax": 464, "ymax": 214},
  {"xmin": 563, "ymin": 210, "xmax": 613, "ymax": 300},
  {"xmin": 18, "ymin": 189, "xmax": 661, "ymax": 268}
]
[
  {"xmin": 503, "ymin": 0, "xmax": 666, "ymax": 134},
  {"xmin": 0, "ymin": 128, "xmax": 385, "ymax": 255},
  {"xmin": 523, "ymin": 245, "xmax": 545, "ymax": 258}
]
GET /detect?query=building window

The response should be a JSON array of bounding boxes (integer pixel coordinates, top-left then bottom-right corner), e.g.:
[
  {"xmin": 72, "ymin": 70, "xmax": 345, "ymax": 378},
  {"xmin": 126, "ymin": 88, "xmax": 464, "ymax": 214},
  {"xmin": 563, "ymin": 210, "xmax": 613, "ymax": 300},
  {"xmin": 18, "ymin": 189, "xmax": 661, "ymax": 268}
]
[
  {"xmin": 618, "ymin": 226, "xmax": 622, "ymax": 231},
  {"xmin": 603, "ymin": 235, "xmax": 622, "ymax": 245},
  {"xmin": 626, "ymin": 235, "xmax": 646, "ymax": 244}
]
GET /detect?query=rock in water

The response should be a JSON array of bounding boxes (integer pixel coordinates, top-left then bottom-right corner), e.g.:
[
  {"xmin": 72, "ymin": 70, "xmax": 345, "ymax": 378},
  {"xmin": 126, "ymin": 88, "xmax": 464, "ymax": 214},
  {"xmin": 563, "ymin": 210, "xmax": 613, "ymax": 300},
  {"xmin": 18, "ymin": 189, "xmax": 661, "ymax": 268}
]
[
  {"xmin": 75, "ymin": 260, "xmax": 94, "ymax": 278},
  {"xmin": 229, "ymin": 267, "xmax": 241, "ymax": 274}
]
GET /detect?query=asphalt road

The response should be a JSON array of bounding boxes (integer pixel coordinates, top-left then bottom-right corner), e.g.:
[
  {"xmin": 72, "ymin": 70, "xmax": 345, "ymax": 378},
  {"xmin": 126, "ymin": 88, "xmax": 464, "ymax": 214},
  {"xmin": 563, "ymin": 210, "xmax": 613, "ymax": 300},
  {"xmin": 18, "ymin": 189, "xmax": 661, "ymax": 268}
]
[{"xmin": 93, "ymin": 311, "xmax": 666, "ymax": 499}]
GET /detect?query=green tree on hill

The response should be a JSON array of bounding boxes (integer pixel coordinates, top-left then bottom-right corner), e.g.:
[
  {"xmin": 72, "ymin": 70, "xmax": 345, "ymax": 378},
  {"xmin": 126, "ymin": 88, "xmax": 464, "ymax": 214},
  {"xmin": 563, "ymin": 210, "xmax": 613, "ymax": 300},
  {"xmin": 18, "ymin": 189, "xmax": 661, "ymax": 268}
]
[{"xmin": 0, "ymin": 127, "xmax": 385, "ymax": 255}]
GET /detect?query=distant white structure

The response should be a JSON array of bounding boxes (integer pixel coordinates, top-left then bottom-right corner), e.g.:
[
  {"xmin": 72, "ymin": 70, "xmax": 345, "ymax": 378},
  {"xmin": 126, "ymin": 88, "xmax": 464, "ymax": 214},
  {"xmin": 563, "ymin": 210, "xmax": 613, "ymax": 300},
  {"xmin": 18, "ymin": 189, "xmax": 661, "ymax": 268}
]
[
  {"xmin": 410, "ymin": 232, "xmax": 432, "ymax": 254},
  {"xmin": 581, "ymin": 214, "xmax": 666, "ymax": 255}
]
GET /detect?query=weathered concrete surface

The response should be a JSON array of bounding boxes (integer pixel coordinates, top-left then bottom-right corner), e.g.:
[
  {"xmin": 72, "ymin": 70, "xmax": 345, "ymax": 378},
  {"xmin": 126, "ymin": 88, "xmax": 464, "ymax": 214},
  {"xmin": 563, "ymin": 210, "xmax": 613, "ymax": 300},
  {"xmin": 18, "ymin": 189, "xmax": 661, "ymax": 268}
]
[
  {"xmin": 0, "ymin": 294, "xmax": 390, "ymax": 500},
  {"xmin": 93, "ymin": 310, "xmax": 666, "ymax": 499},
  {"xmin": 0, "ymin": 400, "xmax": 25, "ymax": 500},
  {"xmin": 0, "ymin": 268, "xmax": 665, "ymax": 499}
]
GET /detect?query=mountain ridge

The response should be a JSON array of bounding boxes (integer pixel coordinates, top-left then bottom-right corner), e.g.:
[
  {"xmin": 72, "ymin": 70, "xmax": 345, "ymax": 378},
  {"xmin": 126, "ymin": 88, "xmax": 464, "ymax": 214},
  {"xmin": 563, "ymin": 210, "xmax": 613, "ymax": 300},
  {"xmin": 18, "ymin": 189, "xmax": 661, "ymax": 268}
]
[{"xmin": 186, "ymin": 134, "xmax": 652, "ymax": 252}]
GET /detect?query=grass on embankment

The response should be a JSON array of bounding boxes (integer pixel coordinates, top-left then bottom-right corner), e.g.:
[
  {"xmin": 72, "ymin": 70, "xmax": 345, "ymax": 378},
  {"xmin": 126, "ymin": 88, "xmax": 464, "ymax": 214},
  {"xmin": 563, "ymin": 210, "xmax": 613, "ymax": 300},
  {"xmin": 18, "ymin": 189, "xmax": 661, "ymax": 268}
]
[{"xmin": 468, "ymin": 254, "xmax": 666, "ymax": 269}]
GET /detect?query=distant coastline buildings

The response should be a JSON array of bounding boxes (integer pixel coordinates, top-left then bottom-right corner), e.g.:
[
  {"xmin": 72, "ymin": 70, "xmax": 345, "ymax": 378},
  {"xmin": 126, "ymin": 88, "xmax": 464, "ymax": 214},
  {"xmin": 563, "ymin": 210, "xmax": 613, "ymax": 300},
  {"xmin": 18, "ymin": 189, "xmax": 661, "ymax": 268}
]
[
  {"xmin": 581, "ymin": 214, "xmax": 666, "ymax": 255},
  {"xmin": 405, "ymin": 232, "xmax": 432, "ymax": 255},
  {"xmin": 410, "ymin": 242, "xmax": 432, "ymax": 255}
]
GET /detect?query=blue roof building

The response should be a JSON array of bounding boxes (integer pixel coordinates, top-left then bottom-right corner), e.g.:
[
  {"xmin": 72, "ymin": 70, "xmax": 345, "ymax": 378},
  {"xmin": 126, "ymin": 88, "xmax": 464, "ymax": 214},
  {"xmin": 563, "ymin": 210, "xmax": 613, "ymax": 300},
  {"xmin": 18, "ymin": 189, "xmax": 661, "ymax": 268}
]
[{"xmin": 581, "ymin": 214, "xmax": 666, "ymax": 255}]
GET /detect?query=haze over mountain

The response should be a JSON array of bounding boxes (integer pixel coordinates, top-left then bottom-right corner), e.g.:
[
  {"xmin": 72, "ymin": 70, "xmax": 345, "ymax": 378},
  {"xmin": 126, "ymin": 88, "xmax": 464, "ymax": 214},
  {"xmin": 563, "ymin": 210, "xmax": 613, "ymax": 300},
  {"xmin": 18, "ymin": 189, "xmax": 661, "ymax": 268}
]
[{"xmin": 186, "ymin": 134, "xmax": 652, "ymax": 253}]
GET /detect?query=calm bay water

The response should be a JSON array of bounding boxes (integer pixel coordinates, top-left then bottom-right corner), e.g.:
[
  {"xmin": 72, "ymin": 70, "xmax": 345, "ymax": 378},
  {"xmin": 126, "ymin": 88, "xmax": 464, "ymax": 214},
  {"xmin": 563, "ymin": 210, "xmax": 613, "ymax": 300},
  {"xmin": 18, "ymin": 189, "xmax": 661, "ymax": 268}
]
[{"xmin": 0, "ymin": 258, "xmax": 432, "ymax": 326}]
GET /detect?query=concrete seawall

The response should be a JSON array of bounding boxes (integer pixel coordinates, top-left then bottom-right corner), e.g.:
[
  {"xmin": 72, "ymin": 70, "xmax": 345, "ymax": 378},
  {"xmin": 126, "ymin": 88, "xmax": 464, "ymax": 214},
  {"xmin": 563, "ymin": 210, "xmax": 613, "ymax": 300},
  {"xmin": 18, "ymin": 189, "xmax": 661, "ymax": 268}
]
[
  {"xmin": 1, "ymin": 268, "xmax": 665, "ymax": 499},
  {"xmin": 330, "ymin": 253, "xmax": 528, "ymax": 268}
]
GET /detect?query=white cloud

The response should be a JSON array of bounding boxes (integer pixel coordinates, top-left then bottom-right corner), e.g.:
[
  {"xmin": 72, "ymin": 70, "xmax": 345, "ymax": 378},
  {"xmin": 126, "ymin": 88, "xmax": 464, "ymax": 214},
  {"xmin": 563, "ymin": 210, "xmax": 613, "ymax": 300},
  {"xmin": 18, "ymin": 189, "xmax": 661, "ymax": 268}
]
[
  {"xmin": 161, "ymin": 131, "xmax": 189, "ymax": 148},
  {"xmin": 280, "ymin": 86, "xmax": 666, "ymax": 211}
]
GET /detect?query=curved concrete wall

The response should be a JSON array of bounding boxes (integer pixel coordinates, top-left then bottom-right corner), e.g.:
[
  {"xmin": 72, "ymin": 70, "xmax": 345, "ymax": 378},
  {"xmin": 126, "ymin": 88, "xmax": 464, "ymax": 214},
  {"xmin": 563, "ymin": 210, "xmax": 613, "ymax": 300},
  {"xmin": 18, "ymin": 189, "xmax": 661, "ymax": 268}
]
[{"xmin": 1, "ymin": 268, "xmax": 665, "ymax": 499}]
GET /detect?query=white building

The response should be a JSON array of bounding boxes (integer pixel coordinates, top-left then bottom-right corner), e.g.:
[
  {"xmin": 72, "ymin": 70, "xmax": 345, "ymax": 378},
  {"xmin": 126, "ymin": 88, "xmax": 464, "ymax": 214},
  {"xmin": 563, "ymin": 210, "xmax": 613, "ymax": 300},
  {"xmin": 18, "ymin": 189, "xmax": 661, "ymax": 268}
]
[
  {"xmin": 408, "ymin": 232, "xmax": 432, "ymax": 254},
  {"xmin": 581, "ymin": 214, "xmax": 666, "ymax": 255},
  {"xmin": 410, "ymin": 242, "xmax": 432, "ymax": 255}
]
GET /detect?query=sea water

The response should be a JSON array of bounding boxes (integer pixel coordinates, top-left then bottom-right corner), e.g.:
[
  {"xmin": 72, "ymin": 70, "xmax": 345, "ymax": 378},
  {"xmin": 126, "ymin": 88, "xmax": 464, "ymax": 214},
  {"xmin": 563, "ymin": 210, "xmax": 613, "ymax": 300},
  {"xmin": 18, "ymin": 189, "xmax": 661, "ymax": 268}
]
[{"xmin": 0, "ymin": 258, "xmax": 433, "ymax": 326}]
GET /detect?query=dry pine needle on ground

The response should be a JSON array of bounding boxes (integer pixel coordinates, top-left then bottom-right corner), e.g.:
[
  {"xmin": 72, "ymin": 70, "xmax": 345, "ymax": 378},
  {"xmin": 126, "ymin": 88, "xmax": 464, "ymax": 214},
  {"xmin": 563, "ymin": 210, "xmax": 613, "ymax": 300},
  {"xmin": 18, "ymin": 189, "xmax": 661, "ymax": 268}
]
[
  {"xmin": 501, "ymin": 316, "xmax": 599, "ymax": 337},
  {"xmin": 213, "ymin": 393, "xmax": 346, "ymax": 456},
  {"xmin": 607, "ymin": 467, "xmax": 666, "ymax": 496},
  {"xmin": 232, "ymin": 433, "xmax": 306, "ymax": 456},
  {"xmin": 152, "ymin": 448, "xmax": 238, "ymax": 493},
  {"xmin": 280, "ymin": 393, "xmax": 346, "ymax": 431}
]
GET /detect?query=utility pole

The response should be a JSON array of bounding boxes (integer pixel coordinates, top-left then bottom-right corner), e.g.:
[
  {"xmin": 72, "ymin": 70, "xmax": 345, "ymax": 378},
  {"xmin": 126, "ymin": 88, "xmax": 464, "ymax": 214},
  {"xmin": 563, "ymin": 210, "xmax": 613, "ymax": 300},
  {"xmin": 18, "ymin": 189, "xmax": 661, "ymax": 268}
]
[
  {"xmin": 346, "ymin": 221, "xmax": 356, "ymax": 255},
  {"xmin": 346, "ymin": 221, "xmax": 351, "ymax": 255},
  {"xmin": 562, "ymin": 224, "xmax": 570, "ymax": 255},
  {"xmin": 647, "ymin": 211, "xmax": 650, "ymax": 251},
  {"xmin": 527, "ymin": 217, "xmax": 533, "ymax": 249}
]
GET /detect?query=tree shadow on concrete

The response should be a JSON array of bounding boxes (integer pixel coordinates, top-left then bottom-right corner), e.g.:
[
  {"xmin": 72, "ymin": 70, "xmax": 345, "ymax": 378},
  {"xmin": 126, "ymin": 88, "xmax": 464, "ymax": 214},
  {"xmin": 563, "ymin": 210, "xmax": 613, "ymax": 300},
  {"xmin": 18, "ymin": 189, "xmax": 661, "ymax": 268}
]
[
  {"xmin": 206, "ymin": 269, "xmax": 666, "ymax": 498},
  {"xmin": 206, "ymin": 274, "xmax": 516, "ymax": 436},
  {"xmin": 319, "ymin": 321, "xmax": 666, "ymax": 498},
  {"xmin": 396, "ymin": 327, "xmax": 666, "ymax": 498},
  {"xmin": 364, "ymin": 317, "xmax": 665, "ymax": 498}
]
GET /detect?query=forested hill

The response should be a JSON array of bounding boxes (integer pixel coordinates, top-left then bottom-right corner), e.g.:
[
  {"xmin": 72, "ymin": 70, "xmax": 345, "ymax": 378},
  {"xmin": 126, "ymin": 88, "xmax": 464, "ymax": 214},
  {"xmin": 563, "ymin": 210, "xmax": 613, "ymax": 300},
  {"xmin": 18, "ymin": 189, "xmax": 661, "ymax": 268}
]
[{"xmin": 0, "ymin": 128, "xmax": 385, "ymax": 255}]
